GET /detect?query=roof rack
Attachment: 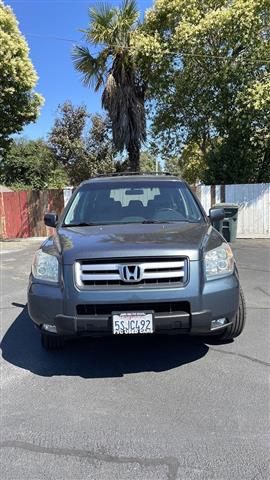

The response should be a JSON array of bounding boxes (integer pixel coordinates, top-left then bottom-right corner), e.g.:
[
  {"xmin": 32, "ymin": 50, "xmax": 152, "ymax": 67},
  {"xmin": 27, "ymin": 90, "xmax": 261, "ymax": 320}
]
[{"xmin": 96, "ymin": 172, "xmax": 173, "ymax": 177}]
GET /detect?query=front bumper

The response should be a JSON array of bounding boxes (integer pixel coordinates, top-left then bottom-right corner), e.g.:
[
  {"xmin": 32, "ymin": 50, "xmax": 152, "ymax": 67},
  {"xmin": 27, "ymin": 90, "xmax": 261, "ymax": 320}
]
[{"xmin": 28, "ymin": 262, "xmax": 240, "ymax": 337}]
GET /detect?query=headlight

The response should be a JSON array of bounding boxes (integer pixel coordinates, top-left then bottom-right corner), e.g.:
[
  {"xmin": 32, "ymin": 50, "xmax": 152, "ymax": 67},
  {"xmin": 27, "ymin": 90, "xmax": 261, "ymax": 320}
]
[
  {"xmin": 205, "ymin": 242, "xmax": 234, "ymax": 280},
  {"xmin": 32, "ymin": 249, "xmax": 59, "ymax": 283}
]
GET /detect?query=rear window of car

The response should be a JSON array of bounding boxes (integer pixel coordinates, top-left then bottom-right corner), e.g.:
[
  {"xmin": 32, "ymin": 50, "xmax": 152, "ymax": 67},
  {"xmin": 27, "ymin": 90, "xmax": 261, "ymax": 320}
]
[{"xmin": 63, "ymin": 180, "xmax": 204, "ymax": 226}]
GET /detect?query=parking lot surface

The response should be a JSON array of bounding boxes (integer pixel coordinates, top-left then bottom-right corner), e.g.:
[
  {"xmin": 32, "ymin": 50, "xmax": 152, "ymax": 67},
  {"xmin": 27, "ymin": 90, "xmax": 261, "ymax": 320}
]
[{"xmin": 0, "ymin": 238, "xmax": 269, "ymax": 480}]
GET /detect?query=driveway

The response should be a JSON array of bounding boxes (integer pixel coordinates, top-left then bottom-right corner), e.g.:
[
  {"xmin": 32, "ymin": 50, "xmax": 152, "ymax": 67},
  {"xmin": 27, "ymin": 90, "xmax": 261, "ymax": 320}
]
[{"xmin": 0, "ymin": 239, "xmax": 269, "ymax": 480}]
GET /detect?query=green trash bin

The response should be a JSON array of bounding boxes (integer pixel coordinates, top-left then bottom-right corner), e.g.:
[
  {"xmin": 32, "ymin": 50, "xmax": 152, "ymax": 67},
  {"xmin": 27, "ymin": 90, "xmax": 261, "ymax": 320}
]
[{"xmin": 212, "ymin": 203, "xmax": 239, "ymax": 242}]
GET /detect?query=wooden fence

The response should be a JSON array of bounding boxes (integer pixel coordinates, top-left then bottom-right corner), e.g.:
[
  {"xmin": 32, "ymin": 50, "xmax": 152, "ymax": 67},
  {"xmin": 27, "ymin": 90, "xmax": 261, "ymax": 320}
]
[
  {"xmin": 0, "ymin": 190, "xmax": 64, "ymax": 239},
  {"xmin": 0, "ymin": 184, "xmax": 269, "ymax": 239}
]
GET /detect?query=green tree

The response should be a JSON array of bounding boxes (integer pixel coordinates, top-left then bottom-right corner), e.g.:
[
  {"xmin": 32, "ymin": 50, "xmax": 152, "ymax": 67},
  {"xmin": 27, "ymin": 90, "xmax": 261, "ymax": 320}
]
[
  {"xmin": 49, "ymin": 101, "xmax": 116, "ymax": 185},
  {"xmin": 135, "ymin": 0, "xmax": 270, "ymax": 183},
  {"xmin": 0, "ymin": 2, "xmax": 43, "ymax": 155},
  {"xmin": 48, "ymin": 101, "xmax": 88, "ymax": 168},
  {"xmin": 164, "ymin": 157, "xmax": 182, "ymax": 177},
  {"xmin": 73, "ymin": 0, "xmax": 146, "ymax": 172},
  {"xmin": 180, "ymin": 142, "xmax": 206, "ymax": 184},
  {"xmin": 115, "ymin": 150, "xmax": 161, "ymax": 173},
  {"xmin": 70, "ymin": 114, "xmax": 116, "ymax": 185},
  {"xmin": 164, "ymin": 145, "xmax": 207, "ymax": 183},
  {"xmin": 140, "ymin": 151, "xmax": 160, "ymax": 173},
  {"xmin": 0, "ymin": 138, "xmax": 67, "ymax": 190}
]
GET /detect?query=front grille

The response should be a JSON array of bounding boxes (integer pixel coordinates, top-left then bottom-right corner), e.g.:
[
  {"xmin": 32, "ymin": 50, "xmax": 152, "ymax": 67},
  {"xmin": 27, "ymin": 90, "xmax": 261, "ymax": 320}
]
[
  {"xmin": 76, "ymin": 301, "xmax": 190, "ymax": 316},
  {"xmin": 74, "ymin": 257, "xmax": 188, "ymax": 288}
]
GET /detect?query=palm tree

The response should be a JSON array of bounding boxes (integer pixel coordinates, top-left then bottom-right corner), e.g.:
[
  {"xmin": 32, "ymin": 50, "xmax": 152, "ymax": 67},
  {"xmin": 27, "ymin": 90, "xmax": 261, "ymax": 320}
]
[{"xmin": 73, "ymin": 0, "xmax": 146, "ymax": 172}]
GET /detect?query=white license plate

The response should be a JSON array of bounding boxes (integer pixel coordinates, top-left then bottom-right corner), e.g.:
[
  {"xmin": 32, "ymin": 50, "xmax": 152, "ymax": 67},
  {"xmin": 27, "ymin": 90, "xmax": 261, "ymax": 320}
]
[{"xmin": 112, "ymin": 312, "xmax": 154, "ymax": 335}]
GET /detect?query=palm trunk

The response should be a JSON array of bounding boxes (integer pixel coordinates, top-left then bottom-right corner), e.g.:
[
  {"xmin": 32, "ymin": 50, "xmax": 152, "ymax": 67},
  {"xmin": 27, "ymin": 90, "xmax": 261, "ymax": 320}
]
[{"xmin": 127, "ymin": 140, "xmax": 140, "ymax": 172}]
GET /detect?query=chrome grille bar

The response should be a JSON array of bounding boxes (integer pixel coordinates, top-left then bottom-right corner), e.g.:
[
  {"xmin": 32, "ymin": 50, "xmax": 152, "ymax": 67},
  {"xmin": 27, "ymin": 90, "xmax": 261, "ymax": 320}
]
[
  {"xmin": 81, "ymin": 273, "xmax": 120, "ymax": 281},
  {"xmin": 143, "ymin": 271, "xmax": 184, "ymax": 279},
  {"xmin": 82, "ymin": 264, "xmax": 120, "ymax": 271},
  {"xmin": 75, "ymin": 258, "xmax": 188, "ymax": 288},
  {"xmin": 143, "ymin": 261, "xmax": 185, "ymax": 270}
]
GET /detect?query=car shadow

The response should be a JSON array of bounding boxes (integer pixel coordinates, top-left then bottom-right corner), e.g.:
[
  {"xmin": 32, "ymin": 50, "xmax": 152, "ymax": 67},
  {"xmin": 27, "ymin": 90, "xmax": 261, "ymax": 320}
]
[{"xmin": 1, "ymin": 307, "xmax": 209, "ymax": 378}]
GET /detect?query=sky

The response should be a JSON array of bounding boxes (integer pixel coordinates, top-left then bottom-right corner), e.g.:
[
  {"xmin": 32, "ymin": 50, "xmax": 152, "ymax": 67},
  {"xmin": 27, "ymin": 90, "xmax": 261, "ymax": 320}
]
[{"xmin": 7, "ymin": 0, "xmax": 153, "ymax": 140}]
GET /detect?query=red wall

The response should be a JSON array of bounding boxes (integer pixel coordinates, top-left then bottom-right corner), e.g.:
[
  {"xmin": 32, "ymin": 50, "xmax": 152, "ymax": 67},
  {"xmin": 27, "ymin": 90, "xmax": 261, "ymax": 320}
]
[{"xmin": 0, "ymin": 190, "xmax": 64, "ymax": 239}]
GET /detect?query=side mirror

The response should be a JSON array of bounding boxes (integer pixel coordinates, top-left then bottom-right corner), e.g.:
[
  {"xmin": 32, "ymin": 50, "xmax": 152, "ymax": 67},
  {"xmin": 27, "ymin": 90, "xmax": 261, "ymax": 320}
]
[
  {"xmin": 44, "ymin": 212, "xmax": 58, "ymax": 228},
  {"xmin": 209, "ymin": 207, "xmax": 225, "ymax": 224}
]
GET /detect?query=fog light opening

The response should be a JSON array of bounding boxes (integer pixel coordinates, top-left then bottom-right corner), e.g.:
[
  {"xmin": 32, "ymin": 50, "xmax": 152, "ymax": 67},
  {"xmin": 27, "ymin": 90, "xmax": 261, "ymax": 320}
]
[
  {"xmin": 42, "ymin": 324, "xmax": 57, "ymax": 333},
  {"xmin": 211, "ymin": 318, "xmax": 227, "ymax": 330}
]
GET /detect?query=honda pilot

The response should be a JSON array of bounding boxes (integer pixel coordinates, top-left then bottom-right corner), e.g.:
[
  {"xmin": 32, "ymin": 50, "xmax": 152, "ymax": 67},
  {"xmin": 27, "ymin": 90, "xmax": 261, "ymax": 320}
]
[{"xmin": 28, "ymin": 174, "xmax": 246, "ymax": 350}]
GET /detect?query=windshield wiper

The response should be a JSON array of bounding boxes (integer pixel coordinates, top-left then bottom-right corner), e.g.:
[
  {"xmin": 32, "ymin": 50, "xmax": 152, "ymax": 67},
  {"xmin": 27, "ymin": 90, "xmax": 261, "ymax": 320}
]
[
  {"xmin": 141, "ymin": 220, "xmax": 171, "ymax": 224},
  {"xmin": 62, "ymin": 222, "xmax": 100, "ymax": 227},
  {"xmin": 141, "ymin": 219, "xmax": 198, "ymax": 224}
]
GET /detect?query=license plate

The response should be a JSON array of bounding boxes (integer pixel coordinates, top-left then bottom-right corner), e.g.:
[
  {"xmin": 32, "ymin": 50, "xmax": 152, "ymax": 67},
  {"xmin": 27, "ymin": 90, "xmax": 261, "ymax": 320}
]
[{"xmin": 112, "ymin": 312, "xmax": 154, "ymax": 335}]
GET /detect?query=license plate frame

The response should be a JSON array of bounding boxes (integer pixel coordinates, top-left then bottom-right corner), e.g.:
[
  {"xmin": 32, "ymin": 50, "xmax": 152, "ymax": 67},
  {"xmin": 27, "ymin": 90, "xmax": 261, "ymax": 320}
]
[{"xmin": 112, "ymin": 311, "xmax": 154, "ymax": 335}]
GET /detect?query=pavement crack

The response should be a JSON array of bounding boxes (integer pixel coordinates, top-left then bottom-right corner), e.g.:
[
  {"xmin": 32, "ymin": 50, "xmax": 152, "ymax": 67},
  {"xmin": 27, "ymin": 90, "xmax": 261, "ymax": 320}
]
[
  {"xmin": 256, "ymin": 287, "xmax": 270, "ymax": 298},
  {"xmin": 237, "ymin": 265, "xmax": 270, "ymax": 273},
  {"xmin": 209, "ymin": 347, "xmax": 270, "ymax": 367},
  {"xmin": 0, "ymin": 440, "xmax": 179, "ymax": 480},
  {"xmin": 248, "ymin": 306, "xmax": 270, "ymax": 310}
]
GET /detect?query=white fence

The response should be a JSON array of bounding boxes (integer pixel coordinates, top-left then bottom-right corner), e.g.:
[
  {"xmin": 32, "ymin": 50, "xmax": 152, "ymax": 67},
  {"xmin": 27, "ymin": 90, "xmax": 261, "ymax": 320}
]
[{"xmin": 199, "ymin": 183, "xmax": 270, "ymax": 239}]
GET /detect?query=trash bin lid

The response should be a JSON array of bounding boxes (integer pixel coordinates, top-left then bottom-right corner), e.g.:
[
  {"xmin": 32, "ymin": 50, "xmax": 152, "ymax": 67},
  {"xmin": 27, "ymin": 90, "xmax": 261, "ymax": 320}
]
[
  {"xmin": 214, "ymin": 203, "xmax": 239, "ymax": 208},
  {"xmin": 213, "ymin": 203, "xmax": 239, "ymax": 218}
]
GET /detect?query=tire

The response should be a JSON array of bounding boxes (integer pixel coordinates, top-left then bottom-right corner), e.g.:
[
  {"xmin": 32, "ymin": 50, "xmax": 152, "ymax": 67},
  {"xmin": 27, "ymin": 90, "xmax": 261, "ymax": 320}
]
[
  {"xmin": 215, "ymin": 286, "xmax": 246, "ymax": 342},
  {"xmin": 41, "ymin": 333, "xmax": 64, "ymax": 351}
]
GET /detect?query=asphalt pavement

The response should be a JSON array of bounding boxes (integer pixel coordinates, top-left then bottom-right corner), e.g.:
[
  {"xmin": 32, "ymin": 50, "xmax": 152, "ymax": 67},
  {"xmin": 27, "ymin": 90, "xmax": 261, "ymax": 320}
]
[{"xmin": 0, "ymin": 238, "xmax": 269, "ymax": 480}]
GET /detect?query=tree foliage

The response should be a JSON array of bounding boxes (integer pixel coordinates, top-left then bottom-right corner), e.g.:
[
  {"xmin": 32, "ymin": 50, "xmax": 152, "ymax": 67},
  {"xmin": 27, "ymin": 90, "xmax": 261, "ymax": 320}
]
[
  {"xmin": 180, "ymin": 142, "xmax": 206, "ymax": 184},
  {"xmin": 115, "ymin": 150, "xmax": 161, "ymax": 173},
  {"xmin": 164, "ymin": 146, "xmax": 205, "ymax": 183},
  {"xmin": 0, "ymin": 2, "xmax": 43, "ymax": 155},
  {"xmin": 0, "ymin": 139, "xmax": 67, "ymax": 190},
  {"xmin": 140, "ymin": 151, "xmax": 160, "ymax": 172},
  {"xmin": 49, "ymin": 101, "xmax": 88, "ymax": 168},
  {"xmin": 73, "ymin": 0, "xmax": 146, "ymax": 172},
  {"xmin": 49, "ymin": 101, "xmax": 115, "ymax": 185},
  {"xmin": 0, "ymin": 102, "xmax": 116, "ymax": 189},
  {"xmin": 164, "ymin": 157, "xmax": 182, "ymax": 177},
  {"xmin": 135, "ymin": 0, "xmax": 270, "ymax": 183},
  {"xmin": 70, "ymin": 114, "xmax": 116, "ymax": 185}
]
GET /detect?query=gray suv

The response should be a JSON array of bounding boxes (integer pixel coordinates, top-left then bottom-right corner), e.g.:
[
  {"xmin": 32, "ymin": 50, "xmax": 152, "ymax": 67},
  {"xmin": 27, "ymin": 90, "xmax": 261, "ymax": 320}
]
[{"xmin": 28, "ymin": 174, "xmax": 246, "ymax": 350}]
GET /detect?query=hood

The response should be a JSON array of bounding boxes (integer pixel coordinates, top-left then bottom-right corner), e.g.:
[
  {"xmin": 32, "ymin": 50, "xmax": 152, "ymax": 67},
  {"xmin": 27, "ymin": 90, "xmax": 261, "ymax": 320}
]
[{"xmin": 42, "ymin": 222, "xmax": 221, "ymax": 264}]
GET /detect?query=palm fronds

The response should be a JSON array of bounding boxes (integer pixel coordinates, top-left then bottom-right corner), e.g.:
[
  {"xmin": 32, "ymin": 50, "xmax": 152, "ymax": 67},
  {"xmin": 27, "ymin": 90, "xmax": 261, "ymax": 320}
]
[
  {"xmin": 73, "ymin": 1, "xmax": 145, "ymax": 171},
  {"xmin": 119, "ymin": 0, "xmax": 139, "ymax": 30},
  {"xmin": 87, "ymin": 3, "xmax": 116, "ymax": 45},
  {"xmin": 72, "ymin": 46, "xmax": 110, "ymax": 90}
]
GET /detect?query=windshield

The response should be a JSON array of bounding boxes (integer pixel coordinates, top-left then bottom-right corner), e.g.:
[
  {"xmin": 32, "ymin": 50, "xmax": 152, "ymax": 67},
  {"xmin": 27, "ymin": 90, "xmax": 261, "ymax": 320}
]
[{"xmin": 63, "ymin": 180, "xmax": 204, "ymax": 226}]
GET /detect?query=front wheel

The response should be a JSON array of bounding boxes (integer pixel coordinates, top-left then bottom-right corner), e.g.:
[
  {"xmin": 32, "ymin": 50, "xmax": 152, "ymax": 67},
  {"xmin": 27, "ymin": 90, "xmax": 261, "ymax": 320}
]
[
  {"xmin": 41, "ymin": 333, "xmax": 65, "ymax": 351},
  {"xmin": 215, "ymin": 286, "xmax": 246, "ymax": 342}
]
